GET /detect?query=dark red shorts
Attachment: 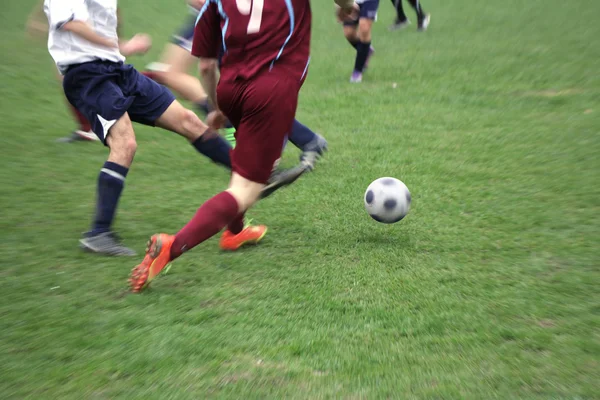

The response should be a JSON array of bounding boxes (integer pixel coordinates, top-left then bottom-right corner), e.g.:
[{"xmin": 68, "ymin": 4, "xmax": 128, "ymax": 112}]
[{"xmin": 217, "ymin": 72, "xmax": 300, "ymax": 184}]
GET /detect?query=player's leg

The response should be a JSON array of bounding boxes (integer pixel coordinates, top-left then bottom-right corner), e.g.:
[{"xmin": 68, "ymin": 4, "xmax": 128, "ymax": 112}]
[
  {"xmin": 343, "ymin": 22, "xmax": 360, "ymax": 50},
  {"xmin": 389, "ymin": 0, "xmax": 411, "ymax": 30},
  {"xmin": 78, "ymin": 114, "xmax": 138, "ymax": 255},
  {"xmin": 351, "ymin": 9, "xmax": 377, "ymax": 82},
  {"xmin": 62, "ymin": 62, "xmax": 150, "ymax": 255},
  {"xmin": 288, "ymin": 120, "xmax": 328, "ymax": 170},
  {"xmin": 405, "ymin": 0, "xmax": 430, "ymax": 31},
  {"xmin": 129, "ymin": 74, "xmax": 300, "ymax": 291},
  {"xmin": 145, "ymin": 44, "xmax": 210, "ymax": 114}
]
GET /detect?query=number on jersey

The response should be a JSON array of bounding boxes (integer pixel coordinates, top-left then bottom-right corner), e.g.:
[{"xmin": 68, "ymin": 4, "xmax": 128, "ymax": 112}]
[{"xmin": 236, "ymin": 0, "xmax": 264, "ymax": 34}]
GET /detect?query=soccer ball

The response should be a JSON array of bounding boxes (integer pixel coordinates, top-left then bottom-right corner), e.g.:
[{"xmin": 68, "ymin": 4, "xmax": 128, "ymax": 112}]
[{"xmin": 364, "ymin": 177, "xmax": 411, "ymax": 223}]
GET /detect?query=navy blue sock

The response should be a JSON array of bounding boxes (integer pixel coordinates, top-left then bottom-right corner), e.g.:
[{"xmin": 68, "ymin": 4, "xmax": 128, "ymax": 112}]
[
  {"xmin": 90, "ymin": 161, "xmax": 128, "ymax": 235},
  {"xmin": 192, "ymin": 130, "xmax": 232, "ymax": 169},
  {"xmin": 289, "ymin": 119, "xmax": 317, "ymax": 151},
  {"xmin": 348, "ymin": 38, "xmax": 359, "ymax": 49},
  {"xmin": 354, "ymin": 41, "xmax": 371, "ymax": 73},
  {"xmin": 196, "ymin": 99, "xmax": 211, "ymax": 116}
]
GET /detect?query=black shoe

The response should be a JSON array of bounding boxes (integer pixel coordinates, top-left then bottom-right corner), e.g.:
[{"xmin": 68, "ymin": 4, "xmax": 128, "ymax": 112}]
[
  {"xmin": 260, "ymin": 164, "xmax": 309, "ymax": 199},
  {"xmin": 417, "ymin": 14, "xmax": 431, "ymax": 31},
  {"xmin": 79, "ymin": 231, "xmax": 137, "ymax": 256}
]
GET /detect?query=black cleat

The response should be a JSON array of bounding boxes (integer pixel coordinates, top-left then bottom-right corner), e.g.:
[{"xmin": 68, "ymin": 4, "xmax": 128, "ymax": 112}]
[
  {"xmin": 79, "ymin": 231, "xmax": 136, "ymax": 256},
  {"xmin": 260, "ymin": 164, "xmax": 309, "ymax": 199},
  {"xmin": 417, "ymin": 14, "xmax": 431, "ymax": 31}
]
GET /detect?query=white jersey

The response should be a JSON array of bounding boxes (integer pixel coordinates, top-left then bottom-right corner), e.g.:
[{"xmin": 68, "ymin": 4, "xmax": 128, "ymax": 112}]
[{"xmin": 44, "ymin": 0, "xmax": 125, "ymax": 74}]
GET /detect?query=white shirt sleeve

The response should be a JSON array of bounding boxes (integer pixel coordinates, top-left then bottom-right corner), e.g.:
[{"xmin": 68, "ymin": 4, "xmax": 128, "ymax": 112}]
[{"xmin": 44, "ymin": 0, "xmax": 89, "ymax": 30}]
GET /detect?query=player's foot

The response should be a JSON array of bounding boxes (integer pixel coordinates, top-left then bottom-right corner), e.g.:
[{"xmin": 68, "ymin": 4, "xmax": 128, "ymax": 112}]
[
  {"xmin": 300, "ymin": 133, "xmax": 328, "ymax": 171},
  {"xmin": 389, "ymin": 18, "xmax": 410, "ymax": 31},
  {"xmin": 260, "ymin": 164, "xmax": 309, "ymax": 199},
  {"xmin": 79, "ymin": 231, "xmax": 136, "ymax": 256},
  {"xmin": 350, "ymin": 71, "xmax": 363, "ymax": 83},
  {"xmin": 220, "ymin": 225, "xmax": 267, "ymax": 251},
  {"xmin": 221, "ymin": 127, "xmax": 236, "ymax": 148},
  {"xmin": 364, "ymin": 46, "xmax": 375, "ymax": 70},
  {"xmin": 129, "ymin": 233, "xmax": 175, "ymax": 292},
  {"xmin": 57, "ymin": 130, "xmax": 99, "ymax": 143},
  {"xmin": 418, "ymin": 14, "xmax": 431, "ymax": 31}
]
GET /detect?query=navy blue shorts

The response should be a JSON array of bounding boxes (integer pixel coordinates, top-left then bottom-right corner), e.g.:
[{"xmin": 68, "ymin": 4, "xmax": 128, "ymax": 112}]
[
  {"xmin": 171, "ymin": 15, "xmax": 196, "ymax": 52},
  {"xmin": 63, "ymin": 61, "xmax": 176, "ymax": 145},
  {"xmin": 344, "ymin": 0, "xmax": 380, "ymax": 26}
]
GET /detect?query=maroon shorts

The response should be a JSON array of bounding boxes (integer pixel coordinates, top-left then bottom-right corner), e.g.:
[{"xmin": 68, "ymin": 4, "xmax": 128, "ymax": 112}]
[{"xmin": 217, "ymin": 72, "xmax": 300, "ymax": 184}]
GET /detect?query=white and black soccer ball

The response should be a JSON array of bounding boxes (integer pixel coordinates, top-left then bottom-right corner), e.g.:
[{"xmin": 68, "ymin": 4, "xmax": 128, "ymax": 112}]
[{"xmin": 364, "ymin": 177, "xmax": 411, "ymax": 223}]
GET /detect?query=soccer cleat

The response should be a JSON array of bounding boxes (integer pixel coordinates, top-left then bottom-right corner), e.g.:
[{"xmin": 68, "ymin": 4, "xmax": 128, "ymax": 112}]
[
  {"xmin": 300, "ymin": 133, "xmax": 328, "ymax": 171},
  {"xmin": 220, "ymin": 225, "xmax": 267, "ymax": 251},
  {"xmin": 57, "ymin": 130, "xmax": 100, "ymax": 143},
  {"xmin": 418, "ymin": 14, "xmax": 431, "ymax": 31},
  {"xmin": 129, "ymin": 233, "xmax": 175, "ymax": 292},
  {"xmin": 389, "ymin": 18, "xmax": 411, "ymax": 31},
  {"xmin": 221, "ymin": 127, "xmax": 236, "ymax": 148},
  {"xmin": 350, "ymin": 71, "xmax": 363, "ymax": 83},
  {"xmin": 260, "ymin": 164, "xmax": 309, "ymax": 199},
  {"xmin": 79, "ymin": 231, "xmax": 136, "ymax": 256}
]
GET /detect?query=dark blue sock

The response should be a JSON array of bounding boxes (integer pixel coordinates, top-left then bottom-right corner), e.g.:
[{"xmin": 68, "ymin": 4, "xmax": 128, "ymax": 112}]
[
  {"xmin": 90, "ymin": 161, "xmax": 128, "ymax": 235},
  {"xmin": 196, "ymin": 99, "xmax": 211, "ymax": 116},
  {"xmin": 289, "ymin": 119, "xmax": 317, "ymax": 151},
  {"xmin": 354, "ymin": 41, "xmax": 371, "ymax": 72},
  {"xmin": 348, "ymin": 39, "xmax": 359, "ymax": 49},
  {"xmin": 192, "ymin": 130, "xmax": 232, "ymax": 169}
]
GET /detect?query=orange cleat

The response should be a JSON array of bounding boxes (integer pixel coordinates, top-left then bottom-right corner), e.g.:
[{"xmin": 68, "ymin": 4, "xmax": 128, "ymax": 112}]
[
  {"xmin": 129, "ymin": 233, "xmax": 175, "ymax": 292},
  {"xmin": 220, "ymin": 225, "xmax": 268, "ymax": 251}
]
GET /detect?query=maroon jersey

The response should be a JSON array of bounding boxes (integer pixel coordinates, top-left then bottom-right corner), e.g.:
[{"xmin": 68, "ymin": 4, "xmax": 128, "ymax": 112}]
[{"xmin": 192, "ymin": 0, "xmax": 311, "ymax": 83}]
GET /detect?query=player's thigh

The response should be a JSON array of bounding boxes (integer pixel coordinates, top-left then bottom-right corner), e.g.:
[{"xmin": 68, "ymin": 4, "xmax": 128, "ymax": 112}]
[
  {"xmin": 62, "ymin": 62, "xmax": 135, "ymax": 144},
  {"xmin": 154, "ymin": 100, "xmax": 205, "ymax": 141},
  {"xmin": 227, "ymin": 74, "xmax": 299, "ymax": 184},
  {"xmin": 123, "ymin": 66, "xmax": 177, "ymax": 127}
]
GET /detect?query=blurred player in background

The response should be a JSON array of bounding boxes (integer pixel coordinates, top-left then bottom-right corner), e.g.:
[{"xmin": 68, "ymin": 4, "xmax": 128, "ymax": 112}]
[
  {"xmin": 388, "ymin": 0, "xmax": 430, "ymax": 31},
  {"xmin": 144, "ymin": 0, "xmax": 328, "ymax": 170},
  {"xmin": 129, "ymin": 0, "xmax": 358, "ymax": 292},
  {"xmin": 43, "ymin": 0, "xmax": 303, "ymax": 256},
  {"xmin": 26, "ymin": 0, "xmax": 98, "ymax": 142},
  {"xmin": 341, "ymin": 0, "xmax": 378, "ymax": 83}
]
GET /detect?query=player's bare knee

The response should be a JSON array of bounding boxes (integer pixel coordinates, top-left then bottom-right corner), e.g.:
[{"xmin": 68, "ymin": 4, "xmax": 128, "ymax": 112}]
[
  {"xmin": 181, "ymin": 109, "xmax": 204, "ymax": 138},
  {"xmin": 343, "ymin": 26, "xmax": 357, "ymax": 42},
  {"xmin": 357, "ymin": 21, "xmax": 372, "ymax": 42}
]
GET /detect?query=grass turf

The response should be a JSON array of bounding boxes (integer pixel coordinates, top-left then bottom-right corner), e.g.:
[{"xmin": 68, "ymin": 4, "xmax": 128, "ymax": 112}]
[{"xmin": 1, "ymin": 0, "xmax": 599, "ymax": 398}]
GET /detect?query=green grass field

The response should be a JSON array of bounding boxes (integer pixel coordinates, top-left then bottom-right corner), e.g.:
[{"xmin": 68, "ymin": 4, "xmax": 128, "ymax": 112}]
[{"xmin": 1, "ymin": 0, "xmax": 599, "ymax": 398}]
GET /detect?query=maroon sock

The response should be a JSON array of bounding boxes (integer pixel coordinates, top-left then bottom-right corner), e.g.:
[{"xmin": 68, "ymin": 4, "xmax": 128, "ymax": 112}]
[
  {"xmin": 170, "ymin": 191, "xmax": 239, "ymax": 259},
  {"xmin": 228, "ymin": 213, "xmax": 245, "ymax": 235},
  {"xmin": 68, "ymin": 103, "xmax": 91, "ymax": 131}
]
